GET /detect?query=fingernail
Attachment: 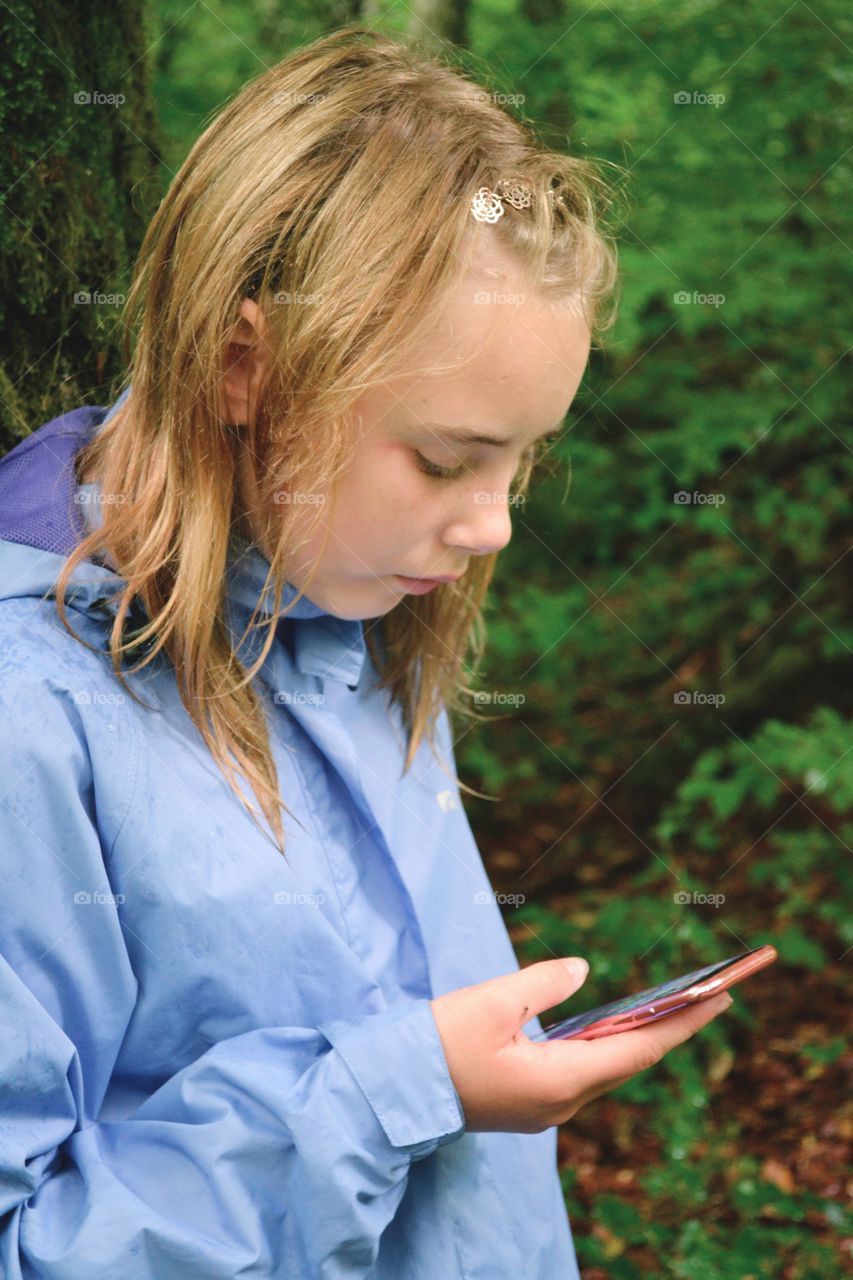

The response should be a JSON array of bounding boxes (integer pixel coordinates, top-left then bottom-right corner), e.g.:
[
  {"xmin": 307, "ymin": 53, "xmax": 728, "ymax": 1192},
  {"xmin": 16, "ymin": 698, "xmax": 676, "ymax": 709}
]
[
  {"xmin": 562, "ymin": 958, "xmax": 589, "ymax": 981},
  {"xmin": 717, "ymin": 993, "xmax": 733, "ymax": 1010}
]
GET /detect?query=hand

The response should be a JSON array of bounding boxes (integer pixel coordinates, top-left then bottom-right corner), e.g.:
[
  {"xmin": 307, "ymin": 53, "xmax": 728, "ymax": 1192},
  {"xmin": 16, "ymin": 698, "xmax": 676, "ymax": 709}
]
[{"xmin": 430, "ymin": 957, "xmax": 734, "ymax": 1133}]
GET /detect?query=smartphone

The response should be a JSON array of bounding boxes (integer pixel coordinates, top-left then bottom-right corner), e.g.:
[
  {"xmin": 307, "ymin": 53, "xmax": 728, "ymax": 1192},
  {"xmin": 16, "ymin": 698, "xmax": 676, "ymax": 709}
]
[{"xmin": 529, "ymin": 944, "xmax": 778, "ymax": 1042}]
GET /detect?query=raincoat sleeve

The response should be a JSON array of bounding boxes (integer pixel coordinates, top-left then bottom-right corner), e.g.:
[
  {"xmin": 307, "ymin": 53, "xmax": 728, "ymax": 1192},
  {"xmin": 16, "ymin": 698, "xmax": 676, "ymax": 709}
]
[{"xmin": 0, "ymin": 675, "xmax": 467, "ymax": 1280}]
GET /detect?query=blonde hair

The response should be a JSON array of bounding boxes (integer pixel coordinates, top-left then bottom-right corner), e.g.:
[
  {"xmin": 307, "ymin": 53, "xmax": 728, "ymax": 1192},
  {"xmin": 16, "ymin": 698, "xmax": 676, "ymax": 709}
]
[{"xmin": 55, "ymin": 24, "xmax": 620, "ymax": 858}]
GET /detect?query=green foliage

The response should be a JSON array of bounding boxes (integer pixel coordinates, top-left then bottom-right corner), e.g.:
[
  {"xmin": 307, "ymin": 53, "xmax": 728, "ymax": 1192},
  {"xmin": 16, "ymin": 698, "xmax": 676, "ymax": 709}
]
[
  {"xmin": 570, "ymin": 1143, "xmax": 850, "ymax": 1279},
  {"xmin": 460, "ymin": 0, "xmax": 852, "ymax": 876},
  {"xmin": 655, "ymin": 706, "xmax": 852, "ymax": 952}
]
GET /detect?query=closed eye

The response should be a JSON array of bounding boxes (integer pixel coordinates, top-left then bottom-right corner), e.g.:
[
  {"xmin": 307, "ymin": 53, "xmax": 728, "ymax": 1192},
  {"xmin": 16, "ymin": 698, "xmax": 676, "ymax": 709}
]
[
  {"xmin": 413, "ymin": 451, "xmax": 469, "ymax": 481},
  {"xmin": 414, "ymin": 431, "xmax": 562, "ymax": 482}
]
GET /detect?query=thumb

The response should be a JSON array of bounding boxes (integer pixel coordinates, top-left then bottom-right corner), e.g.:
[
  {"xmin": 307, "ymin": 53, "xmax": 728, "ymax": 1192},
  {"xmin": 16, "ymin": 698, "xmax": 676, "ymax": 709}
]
[{"xmin": 487, "ymin": 957, "xmax": 590, "ymax": 1038}]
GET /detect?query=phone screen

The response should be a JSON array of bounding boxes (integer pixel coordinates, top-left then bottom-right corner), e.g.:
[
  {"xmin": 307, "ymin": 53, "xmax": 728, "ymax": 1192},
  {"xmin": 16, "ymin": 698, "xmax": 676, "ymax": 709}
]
[{"xmin": 531, "ymin": 948, "xmax": 756, "ymax": 1042}]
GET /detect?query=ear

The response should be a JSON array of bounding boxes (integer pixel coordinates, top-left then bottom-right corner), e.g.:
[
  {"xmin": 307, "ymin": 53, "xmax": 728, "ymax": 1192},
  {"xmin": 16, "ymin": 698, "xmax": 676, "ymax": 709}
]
[{"xmin": 221, "ymin": 298, "xmax": 270, "ymax": 425}]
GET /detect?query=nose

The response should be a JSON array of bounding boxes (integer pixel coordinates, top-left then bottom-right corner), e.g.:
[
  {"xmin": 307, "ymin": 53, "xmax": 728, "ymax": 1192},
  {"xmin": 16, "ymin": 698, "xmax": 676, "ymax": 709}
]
[{"xmin": 441, "ymin": 487, "xmax": 514, "ymax": 558}]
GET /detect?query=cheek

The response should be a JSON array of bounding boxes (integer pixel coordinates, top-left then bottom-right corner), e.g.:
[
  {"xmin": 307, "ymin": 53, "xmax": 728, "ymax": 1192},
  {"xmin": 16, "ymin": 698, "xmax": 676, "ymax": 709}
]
[
  {"xmin": 375, "ymin": 443, "xmax": 444, "ymax": 528},
  {"xmin": 326, "ymin": 443, "xmax": 425, "ymax": 548},
  {"xmin": 352, "ymin": 442, "xmax": 425, "ymax": 508}
]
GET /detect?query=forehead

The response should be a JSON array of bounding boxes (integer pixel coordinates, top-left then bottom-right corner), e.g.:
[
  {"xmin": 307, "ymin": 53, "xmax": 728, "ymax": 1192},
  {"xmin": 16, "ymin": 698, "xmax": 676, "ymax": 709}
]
[{"xmin": 354, "ymin": 273, "xmax": 591, "ymax": 439}]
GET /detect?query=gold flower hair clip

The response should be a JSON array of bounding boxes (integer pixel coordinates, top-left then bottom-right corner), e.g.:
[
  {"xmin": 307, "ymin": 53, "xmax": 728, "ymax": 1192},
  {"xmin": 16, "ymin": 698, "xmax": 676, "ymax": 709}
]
[{"xmin": 470, "ymin": 179, "xmax": 560, "ymax": 223}]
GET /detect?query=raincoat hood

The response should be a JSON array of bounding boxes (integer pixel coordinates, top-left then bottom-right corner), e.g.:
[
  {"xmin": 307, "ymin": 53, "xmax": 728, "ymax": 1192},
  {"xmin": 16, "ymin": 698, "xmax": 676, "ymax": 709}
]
[{"xmin": 0, "ymin": 388, "xmax": 367, "ymax": 688}]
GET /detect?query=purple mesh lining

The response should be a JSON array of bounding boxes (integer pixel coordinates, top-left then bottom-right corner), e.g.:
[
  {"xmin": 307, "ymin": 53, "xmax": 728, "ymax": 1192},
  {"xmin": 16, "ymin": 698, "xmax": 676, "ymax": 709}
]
[{"xmin": 0, "ymin": 407, "xmax": 107, "ymax": 556}]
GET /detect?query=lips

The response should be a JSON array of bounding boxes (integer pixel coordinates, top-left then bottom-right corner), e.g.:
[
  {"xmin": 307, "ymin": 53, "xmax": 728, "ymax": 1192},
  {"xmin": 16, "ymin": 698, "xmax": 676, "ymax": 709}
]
[{"xmin": 398, "ymin": 573, "xmax": 464, "ymax": 583}]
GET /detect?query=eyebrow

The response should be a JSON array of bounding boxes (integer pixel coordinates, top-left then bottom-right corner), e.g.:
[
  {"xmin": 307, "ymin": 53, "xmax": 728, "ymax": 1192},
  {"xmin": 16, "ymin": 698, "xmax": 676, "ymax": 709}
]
[{"xmin": 416, "ymin": 420, "xmax": 565, "ymax": 448}]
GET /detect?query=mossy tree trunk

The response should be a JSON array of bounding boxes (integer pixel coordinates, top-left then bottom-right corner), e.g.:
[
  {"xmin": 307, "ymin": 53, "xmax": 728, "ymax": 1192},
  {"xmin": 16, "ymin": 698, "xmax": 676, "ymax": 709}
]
[{"xmin": 0, "ymin": 1, "xmax": 162, "ymax": 449}]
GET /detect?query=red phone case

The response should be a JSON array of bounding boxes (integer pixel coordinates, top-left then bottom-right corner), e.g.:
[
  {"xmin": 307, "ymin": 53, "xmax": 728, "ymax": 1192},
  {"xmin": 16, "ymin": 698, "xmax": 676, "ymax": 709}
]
[{"xmin": 533, "ymin": 944, "xmax": 778, "ymax": 1042}]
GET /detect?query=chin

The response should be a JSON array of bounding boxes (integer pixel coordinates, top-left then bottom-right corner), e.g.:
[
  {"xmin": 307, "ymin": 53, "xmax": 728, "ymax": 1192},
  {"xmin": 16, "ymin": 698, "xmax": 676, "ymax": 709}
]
[
  {"xmin": 315, "ymin": 588, "xmax": 387, "ymax": 623},
  {"xmin": 338, "ymin": 601, "xmax": 398, "ymax": 623}
]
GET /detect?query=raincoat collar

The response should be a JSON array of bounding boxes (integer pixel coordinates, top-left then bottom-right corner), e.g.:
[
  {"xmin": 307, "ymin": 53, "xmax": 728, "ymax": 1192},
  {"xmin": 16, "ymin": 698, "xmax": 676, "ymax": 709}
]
[{"xmin": 0, "ymin": 391, "xmax": 367, "ymax": 689}]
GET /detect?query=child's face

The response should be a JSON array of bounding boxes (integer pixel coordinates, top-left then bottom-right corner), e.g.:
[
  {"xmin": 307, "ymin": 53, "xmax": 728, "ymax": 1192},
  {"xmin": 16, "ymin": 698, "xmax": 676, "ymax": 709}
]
[{"xmin": 233, "ymin": 256, "xmax": 591, "ymax": 621}]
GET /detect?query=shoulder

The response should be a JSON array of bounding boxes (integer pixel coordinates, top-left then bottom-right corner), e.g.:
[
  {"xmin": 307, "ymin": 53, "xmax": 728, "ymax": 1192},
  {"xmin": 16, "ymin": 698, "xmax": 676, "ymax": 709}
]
[
  {"xmin": 0, "ymin": 597, "xmax": 142, "ymax": 845},
  {"xmin": 0, "ymin": 592, "xmax": 111, "ymax": 680},
  {"xmin": 0, "ymin": 592, "xmax": 155, "ymax": 726}
]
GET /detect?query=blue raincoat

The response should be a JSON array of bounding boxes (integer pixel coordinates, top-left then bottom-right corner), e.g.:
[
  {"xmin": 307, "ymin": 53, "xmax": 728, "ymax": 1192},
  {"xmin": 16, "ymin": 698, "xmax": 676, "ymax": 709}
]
[{"xmin": 0, "ymin": 390, "xmax": 581, "ymax": 1278}]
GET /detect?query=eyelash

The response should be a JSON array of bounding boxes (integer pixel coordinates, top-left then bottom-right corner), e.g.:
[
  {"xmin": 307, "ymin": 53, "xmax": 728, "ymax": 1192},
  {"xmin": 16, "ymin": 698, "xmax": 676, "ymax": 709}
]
[
  {"xmin": 414, "ymin": 434, "xmax": 560, "ymax": 483},
  {"xmin": 414, "ymin": 451, "xmax": 467, "ymax": 481}
]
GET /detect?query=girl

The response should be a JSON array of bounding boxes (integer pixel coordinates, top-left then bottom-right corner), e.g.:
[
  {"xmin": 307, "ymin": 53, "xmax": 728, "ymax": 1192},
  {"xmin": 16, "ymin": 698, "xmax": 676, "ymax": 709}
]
[{"xmin": 0, "ymin": 25, "xmax": 734, "ymax": 1279}]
